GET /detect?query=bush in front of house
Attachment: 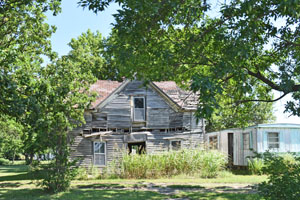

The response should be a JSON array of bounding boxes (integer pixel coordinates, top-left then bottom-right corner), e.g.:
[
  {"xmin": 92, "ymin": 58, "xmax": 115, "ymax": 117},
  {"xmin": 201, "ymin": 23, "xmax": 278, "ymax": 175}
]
[
  {"xmin": 258, "ymin": 152, "xmax": 300, "ymax": 200},
  {"xmin": 116, "ymin": 149, "xmax": 227, "ymax": 179},
  {"xmin": 247, "ymin": 158, "xmax": 264, "ymax": 175}
]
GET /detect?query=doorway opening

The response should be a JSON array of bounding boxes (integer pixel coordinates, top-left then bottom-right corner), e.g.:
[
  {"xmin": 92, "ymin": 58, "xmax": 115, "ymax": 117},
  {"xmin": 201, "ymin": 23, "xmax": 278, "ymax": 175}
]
[
  {"xmin": 228, "ymin": 133, "xmax": 234, "ymax": 166},
  {"xmin": 128, "ymin": 142, "xmax": 146, "ymax": 155}
]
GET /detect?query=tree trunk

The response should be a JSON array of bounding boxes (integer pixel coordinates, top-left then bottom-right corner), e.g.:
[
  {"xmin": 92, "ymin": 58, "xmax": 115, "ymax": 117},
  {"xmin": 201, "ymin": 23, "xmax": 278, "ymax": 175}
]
[{"xmin": 12, "ymin": 149, "xmax": 15, "ymax": 164}]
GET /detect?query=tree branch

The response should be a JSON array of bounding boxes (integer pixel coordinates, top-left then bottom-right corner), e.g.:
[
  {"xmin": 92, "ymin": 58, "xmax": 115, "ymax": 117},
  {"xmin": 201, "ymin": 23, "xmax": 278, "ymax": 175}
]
[
  {"xmin": 235, "ymin": 92, "xmax": 288, "ymax": 104},
  {"xmin": 246, "ymin": 68, "xmax": 282, "ymax": 91}
]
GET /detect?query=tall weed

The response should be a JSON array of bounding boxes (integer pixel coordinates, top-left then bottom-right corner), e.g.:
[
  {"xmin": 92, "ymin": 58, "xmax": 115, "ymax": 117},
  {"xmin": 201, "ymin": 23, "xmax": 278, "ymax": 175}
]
[
  {"xmin": 248, "ymin": 158, "xmax": 264, "ymax": 175},
  {"xmin": 113, "ymin": 149, "xmax": 227, "ymax": 179}
]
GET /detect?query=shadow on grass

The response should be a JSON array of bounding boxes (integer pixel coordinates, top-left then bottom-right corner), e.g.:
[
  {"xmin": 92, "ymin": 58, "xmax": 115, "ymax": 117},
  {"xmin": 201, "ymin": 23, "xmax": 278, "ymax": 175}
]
[
  {"xmin": 0, "ymin": 173, "xmax": 35, "ymax": 182},
  {"xmin": 0, "ymin": 165, "xmax": 29, "ymax": 174},
  {"xmin": 231, "ymin": 169, "xmax": 251, "ymax": 175},
  {"xmin": 0, "ymin": 188, "xmax": 167, "ymax": 200},
  {"xmin": 0, "ymin": 182, "xmax": 22, "ymax": 188},
  {"xmin": 175, "ymin": 192, "xmax": 262, "ymax": 200},
  {"xmin": 168, "ymin": 185, "xmax": 205, "ymax": 189},
  {"xmin": 77, "ymin": 183, "xmax": 126, "ymax": 189},
  {"xmin": 0, "ymin": 165, "xmax": 44, "ymax": 182}
]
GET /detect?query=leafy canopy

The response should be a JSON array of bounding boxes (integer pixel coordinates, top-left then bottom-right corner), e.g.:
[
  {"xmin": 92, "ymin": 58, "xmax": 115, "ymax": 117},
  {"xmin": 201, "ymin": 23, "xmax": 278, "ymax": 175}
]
[
  {"xmin": 79, "ymin": 0, "xmax": 300, "ymax": 120},
  {"xmin": 1, "ymin": 0, "xmax": 97, "ymax": 192},
  {"xmin": 67, "ymin": 29, "xmax": 122, "ymax": 80}
]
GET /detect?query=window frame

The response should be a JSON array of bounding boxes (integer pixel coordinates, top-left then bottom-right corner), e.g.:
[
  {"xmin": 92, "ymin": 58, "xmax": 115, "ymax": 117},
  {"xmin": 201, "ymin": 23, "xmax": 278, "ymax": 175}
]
[
  {"xmin": 169, "ymin": 140, "xmax": 182, "ymax": 151},
  {"xmin": 133, "ymin": 96, "xmax": 146, "ymax": 122},
  {"xmin": 93, "ymin": 141, "xmax": 106, "ymax": 166},
  {"xmin": 267, "ymin": 132, "xmax": 280, "ymax": 149},
  {"xmin": 209, "ymin": 136, "xmax": 218, "ymax": 150},
  {"xmin": 243, "ymin": 132, "xmax": 250, "ymax": 150}
]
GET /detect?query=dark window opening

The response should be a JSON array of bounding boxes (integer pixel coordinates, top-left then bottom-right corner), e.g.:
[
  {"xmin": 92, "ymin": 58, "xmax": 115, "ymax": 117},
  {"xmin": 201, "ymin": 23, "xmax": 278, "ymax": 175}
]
[
  {"xmin": 128, "ymin": 142, "xmax": 146, "ymax": 155},
  {"xmin": 170, "ymin": 140, "xmax": 181, "ymax": 151},
  {"xmin": 92, "ymin": 128, "xmax": 100, "ymax": 133},
  {"xmin": 160, "ymin": 129, "xmax": 167, "ymax": 133},
  {"xmin": 83, "ymin": 129, "xmax": 91, "ymax": 134}
]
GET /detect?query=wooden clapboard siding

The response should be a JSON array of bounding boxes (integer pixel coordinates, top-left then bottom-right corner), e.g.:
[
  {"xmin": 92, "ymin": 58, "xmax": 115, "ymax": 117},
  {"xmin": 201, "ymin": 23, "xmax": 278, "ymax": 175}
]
[
  {"xmin": 70, "ymin": 80, "xmax": 205, "ymax": 168},
  {"xmin": 169, "ymin": 112, "xmax": 183, "ymax": 128},
  {"xmin": 70, "ymin": 131, "xmax": 93, "ymax": 167}
]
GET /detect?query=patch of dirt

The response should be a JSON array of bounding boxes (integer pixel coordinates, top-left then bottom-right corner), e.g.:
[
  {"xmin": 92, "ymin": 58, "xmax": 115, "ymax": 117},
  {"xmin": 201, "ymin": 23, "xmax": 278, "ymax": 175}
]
[{"xmin": 81, "ymin": 182, "xmax": 257, "ymax": 196}]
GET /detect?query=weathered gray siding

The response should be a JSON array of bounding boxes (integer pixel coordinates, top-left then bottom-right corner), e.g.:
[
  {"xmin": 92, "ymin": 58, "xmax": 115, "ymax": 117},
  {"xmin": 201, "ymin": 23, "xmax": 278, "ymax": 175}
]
[{"xmin": 70, "ymin": 80, "xmax": 205, "ymax": 168}]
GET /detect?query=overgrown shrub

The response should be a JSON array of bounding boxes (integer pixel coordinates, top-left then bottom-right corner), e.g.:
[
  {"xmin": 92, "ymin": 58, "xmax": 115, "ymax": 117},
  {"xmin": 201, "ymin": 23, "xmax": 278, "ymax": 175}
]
[
  {"xmin": 75, "ymin": 167, "xmax": 89, "ymax": 180},
  {"xmin": 248, "ymin": 158, "xmax": 264, "ymax": 175},
  {"xmin": 258, "ymin": 152, "xmax": 300, "ymax": 200},
  {"xmin": 0, "ymin": 158, "xmax": 10, "ymax": 165},
  {"xmin": 39, "ymin": 159, "xmax": 77, "ymax": 193},
  {"xmin": 114, "ymin": 149, "xmax": 227, "ymax": 179},
  {"xmin": 38, "ymin": 135, "xmax": 77, "ymax": 193}
]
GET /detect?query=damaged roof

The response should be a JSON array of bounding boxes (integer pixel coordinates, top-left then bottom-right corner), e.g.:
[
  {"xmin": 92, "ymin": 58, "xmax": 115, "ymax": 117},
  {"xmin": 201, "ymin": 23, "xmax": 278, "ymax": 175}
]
[
  {"xmin": 153, "ymin": 81, "xmax": 199, "ymax": 110},
  {"xmin": 89, "ymin": 80, "xmax": 198, "ymax": 110},
  {"xmin": 89, "ymin": 80, "xmax": 123, "ymax": 109}
]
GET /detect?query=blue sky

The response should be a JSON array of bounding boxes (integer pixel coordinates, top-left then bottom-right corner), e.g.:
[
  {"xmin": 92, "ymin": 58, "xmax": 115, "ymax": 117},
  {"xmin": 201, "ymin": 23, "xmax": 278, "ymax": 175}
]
[
  {"xmin": 45, "ymin": 1, "xmax": 299, "ymax": 124},
  {"xmin": 46, "ymin": 1, "xmax": 119, "ymax": 56}
]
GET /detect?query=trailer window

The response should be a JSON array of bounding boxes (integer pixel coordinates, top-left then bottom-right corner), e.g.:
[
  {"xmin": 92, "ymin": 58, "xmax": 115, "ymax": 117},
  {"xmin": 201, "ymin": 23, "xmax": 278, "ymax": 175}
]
[
  {"xmin": 268, "ymin": 132, "xmax": 279, "ymax": 149},
  {"xmin": 209, "ymin": 136, "xmax": 218, "ymax": 149},
  {"xmin": 243, "ymin": 133, "xmax": 250, "ymax": 150}
]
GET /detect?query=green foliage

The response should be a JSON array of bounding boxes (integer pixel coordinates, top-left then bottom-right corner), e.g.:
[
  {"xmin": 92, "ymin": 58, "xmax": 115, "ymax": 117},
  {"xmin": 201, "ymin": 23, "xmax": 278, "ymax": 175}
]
[
  {"xmin": 0, "ymin": 158, "xmax": 10, "ymax": 165},
  {"xmin": 75, "ymin": 167, "xmax": 89, "ymax": 180},
  {"xmin": 258, "ymin": 152, "xmax": 300, "ymax": 200},
  {"xmin": 1, "ymin": 0, "xmax": 98, "ymax": 193},
  {"xmin": 39, "ymin": 154, "xmax": 77, "ymax": 193},
  {"xmin": 31, "ymin": 57, "xmax": 96, "ymax": 192},
  {"xmin": 0, "ymin": 0, "xmax": 60, "ymax": 117},
  {"xmin": 206, "ymin": 92, "xmax": 275, "ymax": 131},
  {"xmin": 0, "ymin": 117, "xmax": 23, "ymax": 162},
  {"xmin": 110, "ymin": 149, "xmax": 227, "ymax": 179},
  {"xmin": 67, "ymin": 29, "xmax": 121, "ymax": 80},
  {"xmin": 80, "ymin": 0, "xmax": 300, "ymax": 119},
  {"xmin": 247, "ymin": 158, "xmax": 264, "ymax": 175}
]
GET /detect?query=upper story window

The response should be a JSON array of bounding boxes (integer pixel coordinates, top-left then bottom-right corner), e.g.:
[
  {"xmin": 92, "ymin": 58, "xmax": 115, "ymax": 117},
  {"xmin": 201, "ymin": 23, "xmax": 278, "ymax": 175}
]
[
  {"xmin": 268, "ymin": 132, "xmax": 279, "ymax": 149},
  {"xmin": 133, "ymin": 97, "xmax": 145, "ymax": 121}
]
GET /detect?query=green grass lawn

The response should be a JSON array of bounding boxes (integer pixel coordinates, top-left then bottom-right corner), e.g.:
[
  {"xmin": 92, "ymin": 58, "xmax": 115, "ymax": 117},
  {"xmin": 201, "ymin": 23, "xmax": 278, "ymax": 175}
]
[{"xmin": 0, "ymin": 164, "xmax": 266, "ymax": 200}]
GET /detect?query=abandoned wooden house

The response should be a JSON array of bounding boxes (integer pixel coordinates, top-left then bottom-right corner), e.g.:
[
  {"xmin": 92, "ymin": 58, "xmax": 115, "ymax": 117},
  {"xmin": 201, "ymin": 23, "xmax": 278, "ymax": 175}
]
[
  {"xmin": 70, "ymin": 80, "xmax": 205, "ymax": 167},
  {"xmin": 206, "ymin": 123, "xmax": 300, "ymax": 166}
]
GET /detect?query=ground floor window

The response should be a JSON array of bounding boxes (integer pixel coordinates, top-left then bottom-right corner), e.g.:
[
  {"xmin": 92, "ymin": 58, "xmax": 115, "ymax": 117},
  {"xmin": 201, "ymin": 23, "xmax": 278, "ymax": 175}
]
[
  {"xmin": 243, "ymin": 133, "xmax": 250, "ymax": 150},
  {"xmin": 268, "ymin": 132, "xmax": 279, "ymax": 149},
  {"xmin": 170, "ymin": 140, "xmax": 181, "ymax": 151},
  {"xmin": 94, "ymin": 141, "xmax": 106, "ymax": 166},
  {"xmin": 209, "ymin": 136, "xmax": 218, "ymax": 149}
]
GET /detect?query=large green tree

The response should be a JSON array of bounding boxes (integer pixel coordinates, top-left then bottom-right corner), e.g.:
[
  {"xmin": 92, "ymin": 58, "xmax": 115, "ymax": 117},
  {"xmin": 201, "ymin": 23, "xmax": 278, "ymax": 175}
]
[
  {"xmin": 67, "ymin": 29, "xmax": 121, "ymax": 80},
  {"xmin": 1, "ymin": 0, "xmax": 97, "ymax": 192},
  {"xmin": 0, "ymin": 0, "xmax": 60, "ymax": 117},
  {"xmin": 79, "ymin": 0, "xmax": 299, "ymax": 121},
  {"xmin": 30, "ymin": 57, "xmax": 96, "ymax": 192}
]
